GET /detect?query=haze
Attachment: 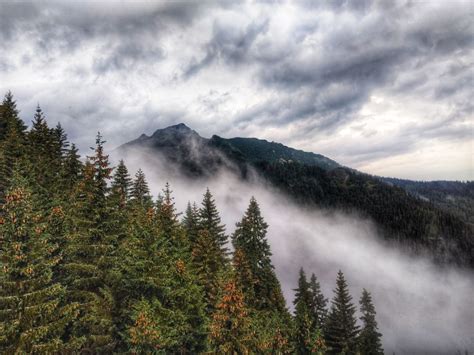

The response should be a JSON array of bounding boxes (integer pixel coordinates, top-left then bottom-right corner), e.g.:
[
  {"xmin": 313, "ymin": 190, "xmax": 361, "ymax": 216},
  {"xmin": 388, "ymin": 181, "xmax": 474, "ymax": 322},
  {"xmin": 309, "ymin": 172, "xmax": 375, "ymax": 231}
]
[{"xmin": 115, "ymin": 148, "xmax": 474, "ymax": 355}]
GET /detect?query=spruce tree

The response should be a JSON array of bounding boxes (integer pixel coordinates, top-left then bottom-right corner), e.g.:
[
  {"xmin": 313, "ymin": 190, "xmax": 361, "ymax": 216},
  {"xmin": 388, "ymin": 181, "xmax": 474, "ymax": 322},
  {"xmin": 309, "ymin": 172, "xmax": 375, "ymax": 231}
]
[
  {"xmin": 0, "ymin": 125, "xmax": 26, "ymax": 205},
  {"xmin": 198, "ymin": 188, "xmax": 228, "ymax": 254},
  {"xmin": 0, "ymin": 174, "xmax": 78, "ymax": 353},
  {"xmin": 62, "ymin": 134, "xmax": 117, "ymax": 352},
  {"xmin": 293, "ymin": 268, "xmax": 314, "ymax": 354},
  {"xmin": 192, "ymin": 229, "xmax": 224, "ymax": 312},
  {"xmin": 130, "ymin": 168, "xmax": 152, "ymax": 207},
  {"xmin": 62, "ymin": 143, "xmax": 82, "ymax": 193},
  {"xmin": 209, "ymin": 277, "xmax": 253, "ymax": 353},
  {"xmin": 358, "ymin": 289, "xmax": 383, "ymax": 355},
  {"xmin": 121, "ymin": 185, "xmax": 207, "ymax": 353},
  {"xmin": 182, "ymin": 201, "xmax": 200, "ymax": 245},
  {"xmin": 0, "ymin": 91, "xmax": 26, "ymax": 142},
  {"xmin": 232, "ymin": 197, "xmax": 286, "ymax": 312},
  {"xmin": 111, "ymin": 159, "xmax": 132, "ymax": 209},
  {"xmin": 309, "ymin": 273, "xmax": 328, "ymax": 330},
  {"xmin": 324, "ymin": 270, "xmax": 359, "ymax": 355}
]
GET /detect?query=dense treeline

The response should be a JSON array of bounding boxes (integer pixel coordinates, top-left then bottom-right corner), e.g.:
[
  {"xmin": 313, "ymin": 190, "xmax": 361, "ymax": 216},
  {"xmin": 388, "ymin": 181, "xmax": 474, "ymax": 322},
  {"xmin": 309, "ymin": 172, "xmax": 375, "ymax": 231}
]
[
  {"xmin": 253, "ymin": 161, "xmax": 474, "ymax": 268},
  {"xmin": 0, "ymin": 92, "xmax": 383, "ymax": 353},
  {"xmin": 382, "ymin": 177, "xmax": 474, "ymax": 225}
]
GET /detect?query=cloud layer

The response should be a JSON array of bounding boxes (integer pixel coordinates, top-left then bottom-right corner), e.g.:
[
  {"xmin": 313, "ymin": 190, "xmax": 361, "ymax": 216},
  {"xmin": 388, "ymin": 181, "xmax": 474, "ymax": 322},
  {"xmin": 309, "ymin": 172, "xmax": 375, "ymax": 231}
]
[
  {"xmin": 0, "ymin": 0, "xmax": 472, "ymax": 180},
  {"xmin": 114, "ymin": 148, "xmax": 474, "ymax": 354}
]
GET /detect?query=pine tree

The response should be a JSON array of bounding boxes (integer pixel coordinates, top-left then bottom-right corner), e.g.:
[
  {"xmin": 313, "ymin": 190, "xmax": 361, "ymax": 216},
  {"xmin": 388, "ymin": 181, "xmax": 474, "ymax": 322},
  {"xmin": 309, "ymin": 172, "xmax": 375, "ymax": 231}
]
[
  {"xmin": 198, "ymin": 188, "xmax": 228, "ymax": 254},
  {"xmin": 209, "ymin": 277, "xmax": 253, "ymax": 354},
  {"xmin": 309, "ymin": 273, "xmax": 328, "ymax": 330},
  {"xmin": 28, "ymin": 105, "xmax": 55, "ymax": 194},
  {"xmin": 111, "ymin": 159, "xmax": 132, "ymax": 209},
  {"xmin": 192, "ymin": 229, "xmax": 224, "ymax": 312},
  {"xmin": 62, "ymin": 134, "xmax": 117, "ymax": 352},
  {"xmin": 324, "ymin": 270, "xmax": 359, "ymax": 355},
  {"xmin": 61, "ymin": 143, "xmax": 82, "ymax": 193},
  {"xmin": 0, "ymin": 174, "xmax": 78, "ymax": 353},
  {"xmin": 120, "ymin": 186, "xmax": 207, "ymax": 353},
  {"xmin": 182, "ymin": 201, "xmax": 200, "ymax": 245},
  {"xmin": 293, "ymin": 268, "xmax": 314, "ymax": 354},
  {"xmin": 232, "ymin": 197, "xmax": 286, "ymax": 312},
  {"xmin": 0, "ymin": 91, "xmax": 26, "ymax": 142},
  {"xmin": 0, "ymin": 125, "xmax": 26, "ymax": 205},
  {"xmin": 130, "ymin": 168, "xmax": 152, "ymax": 207},
  {"xmin": 358, "ymin": 289, "xmax": 383, "ymax": 355}
]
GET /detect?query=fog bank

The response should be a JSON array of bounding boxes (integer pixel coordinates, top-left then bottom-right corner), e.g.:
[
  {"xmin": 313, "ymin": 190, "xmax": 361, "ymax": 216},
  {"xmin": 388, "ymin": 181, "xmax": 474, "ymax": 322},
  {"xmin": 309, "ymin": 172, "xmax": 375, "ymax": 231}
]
[{"xmin": 114, "ymin": 150, "xmax": 474, "ymax": 354}]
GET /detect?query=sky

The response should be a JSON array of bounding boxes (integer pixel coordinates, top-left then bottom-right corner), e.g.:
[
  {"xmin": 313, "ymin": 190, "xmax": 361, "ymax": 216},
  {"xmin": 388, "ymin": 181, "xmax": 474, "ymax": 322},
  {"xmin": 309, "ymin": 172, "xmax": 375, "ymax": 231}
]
[{"xmin": 0, "ymin": 0, "xmax": 472, "ymax": 180}]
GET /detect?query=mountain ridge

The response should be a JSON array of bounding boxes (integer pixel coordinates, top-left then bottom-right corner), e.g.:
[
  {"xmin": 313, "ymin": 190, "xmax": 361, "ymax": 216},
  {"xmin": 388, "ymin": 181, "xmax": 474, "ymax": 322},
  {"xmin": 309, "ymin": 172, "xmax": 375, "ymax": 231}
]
[{"xmin": 118, "ymin": 124, "xmax": 474, "ymax": 268}]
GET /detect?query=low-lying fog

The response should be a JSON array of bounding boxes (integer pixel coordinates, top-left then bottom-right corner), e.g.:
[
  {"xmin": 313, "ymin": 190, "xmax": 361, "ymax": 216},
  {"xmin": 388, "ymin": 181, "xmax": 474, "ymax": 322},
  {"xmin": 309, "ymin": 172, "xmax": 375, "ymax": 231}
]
[{"xmin": 114, "ymin": 149, "xmax": 474, "ymax": 354}]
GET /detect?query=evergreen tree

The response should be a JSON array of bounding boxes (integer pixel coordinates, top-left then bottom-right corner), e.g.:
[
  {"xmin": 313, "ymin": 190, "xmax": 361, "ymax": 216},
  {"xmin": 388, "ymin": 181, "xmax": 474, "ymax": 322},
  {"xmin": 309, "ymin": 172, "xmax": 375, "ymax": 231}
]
[
  {"xmin": 309, "ymin": 273, "xmax": 328, "ymax": 330},
  {"xmin": 192, "ymin": 229, "xmax": 224, "ymax": 312},
  {"xmin": 62, "ymin": 134, "xmax": 117, "ymax": 352},
  {"xmin": 324, "ymin": 270, "xmax": 359, "ymax": 355},
  {"xmin": 209, "ymin": 277, "xmax": 253, "ymax": 353},
  {"xmin": 182, "ymin": 201, "xmax": 200, "ymax": 245},
  {"xmin": 232, "ymin": 197, "xmax": 286, "ymax": 312},
  {"xmin": 111, "ymin": 159, "xmax": 132, "ymax": 209},
  {"xmin": 358, "ymin": 289, "xmax": 383, "ymax": 355},
  {"xmin": 62, "ymin": 143, "xmax": 82, "ymax": 193},
  {"xmin": 0, "ymin": 125, "xmax": 26, "ymax": 205},
  {"xmin": 130, "ymin": 168, "xmax": 152, "ymax": 207},
  {"xmin": 293, "ymin": 268, "xmax": 314, "ymax": 354},
  {"xmin": 0, "ymin": 91, "xmax": 26, "ymax": 142},
  {"xmin": 0, "ymin": 174, "xmax": 78, "ymax": 353},
  {"xmin": 198, "ymin": 188, "xmax": 228, "ymax": 254},
  {"xmin": 121, "ymin": 186, "xmax": 207, "ymax": 353}
]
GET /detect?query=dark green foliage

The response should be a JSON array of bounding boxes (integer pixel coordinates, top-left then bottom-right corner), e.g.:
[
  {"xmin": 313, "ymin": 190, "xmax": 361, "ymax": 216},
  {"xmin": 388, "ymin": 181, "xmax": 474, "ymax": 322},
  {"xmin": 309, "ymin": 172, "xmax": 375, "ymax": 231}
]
[
  {"xmin": 0, "ymin": 91, "xmax": 26, "ymax": 142},
  {"xmin": 358, "ymin": 289, "xmax": 383, "ymax": 355},
  {"xmin": 111, "ymin": 159, "xmax": 132, "ymax": 209},
  {"xmin": 232, "ymin": 197, "xmax": 286, "ymax": 312},
  {"xmin": 256, "ymin": 161, "xmax": 474, "ymax": 267},
  {"xmin": 0, "ymin": 95, "xmax": 387, "ymax": 354},
  {"xmin": 0, "ymin": 174, "xmax": 78, "ymax": 353},
  {"xmin": 324, "ymin": 271, "xmax": 359, "ymax": 355},
  {"xmin": 130, "ymin": 168, "xmax": 152, "ymax": 207},
  {"xmin": 198, "ymin": 188, "xmax": 228, "ymax": 254},
  {"xmin": 309, "ymin": 273, "xmax": 328, "ymax": 330},
  {"xmin": 182, "ymin": 201, "xmax": 200, "ymax": 244}
]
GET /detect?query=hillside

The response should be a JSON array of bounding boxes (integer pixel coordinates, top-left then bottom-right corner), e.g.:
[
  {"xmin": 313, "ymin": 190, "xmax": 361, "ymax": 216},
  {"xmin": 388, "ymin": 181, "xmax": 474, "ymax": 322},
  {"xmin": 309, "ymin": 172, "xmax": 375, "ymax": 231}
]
[{"xmin": 119, "ymin": 124, "xmax": 474, "ymax": 268}]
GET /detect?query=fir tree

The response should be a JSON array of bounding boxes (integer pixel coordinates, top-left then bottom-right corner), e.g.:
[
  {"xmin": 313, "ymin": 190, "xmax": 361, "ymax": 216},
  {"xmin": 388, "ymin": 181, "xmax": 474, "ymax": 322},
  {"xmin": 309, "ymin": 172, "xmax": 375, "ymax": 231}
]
[
  {"xmin": 192, "ymin": 229, "xmax": 224, "ymax": 312},
  {"xmin": 209, "ymin": 277, "xmax": 253, "ymax": 353},
  {"xmin": 293, "ymin": 268, "xmax": 314, "ymax": 354},
  {"xmin": 232, "ymin": 197, "xmax": 286, "ymax": 312},
  {"xmin": 309, "ymin": 273, "xmax": 328, "ymax": 330},
  {"xmin": 358, "ymin": 289, "xmax": 383, "ymax": 355},
  {"xmin": 324, "ymin": 270, "xmax": 359, "ymax": 355},
  {"xmin": 130, "ymin": 168, "xmax": 152, "ymax": 207},
  {"xmin": 62, "ymin": 134, "xmax": 117, "ymax": 352},
  {"xmin": 111, "ymin": 159, "xmax": 132, "ymax": 209},
  {"xmin": 62, "ymin": 143, "xmax": 82, "ymax": 193},
  {"xmin": 182, "ymin": 201, "xmax": 200, "ymax": 245},
  {"xmin": 0, "ymin": 91, "xmax": 26, "ymax": 142},
  {"xmin": 0, "ymin": 174, "xmax": 78, "ymax": 353},
  {"xmin": 198, "ymin": 188, "xmax": 228, "ymax": 254}
]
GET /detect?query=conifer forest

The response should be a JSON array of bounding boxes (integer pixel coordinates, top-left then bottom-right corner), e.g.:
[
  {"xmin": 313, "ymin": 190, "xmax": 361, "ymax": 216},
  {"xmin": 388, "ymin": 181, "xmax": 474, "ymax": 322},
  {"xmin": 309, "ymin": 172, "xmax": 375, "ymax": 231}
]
[
  {"xmin": 0, "ymin": 93, "xmax": 386, "ymax": 353},
  {"xmin": 1, "ymin": 1, "xmax": 473, "ymax": 353}
]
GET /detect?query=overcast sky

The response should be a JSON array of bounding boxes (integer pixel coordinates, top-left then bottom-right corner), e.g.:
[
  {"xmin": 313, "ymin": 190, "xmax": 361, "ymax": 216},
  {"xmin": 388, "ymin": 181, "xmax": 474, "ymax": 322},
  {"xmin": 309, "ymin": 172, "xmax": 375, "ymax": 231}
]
[{"xmin": 1, "ymin": 0, "xmax": 472, "ymax": 180}]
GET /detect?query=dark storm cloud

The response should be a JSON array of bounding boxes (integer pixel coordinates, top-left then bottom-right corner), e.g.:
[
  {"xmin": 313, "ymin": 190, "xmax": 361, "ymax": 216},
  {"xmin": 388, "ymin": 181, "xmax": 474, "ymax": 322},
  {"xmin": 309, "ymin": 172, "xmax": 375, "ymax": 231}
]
[
  {"xmin": 183, "ymin": 18, "xmax": 270, "ymax": 79},
  {"xmin": 0, "ymin": 0, "xmax": 472, "ymax": 177}
]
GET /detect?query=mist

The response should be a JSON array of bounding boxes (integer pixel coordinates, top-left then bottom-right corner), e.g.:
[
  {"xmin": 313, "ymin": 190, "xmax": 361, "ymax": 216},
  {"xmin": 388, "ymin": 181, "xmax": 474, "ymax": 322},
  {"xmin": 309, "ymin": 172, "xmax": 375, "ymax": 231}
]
[{"xmin": 113, "ymin": 148, "xmax": 474, "ymax": 355}]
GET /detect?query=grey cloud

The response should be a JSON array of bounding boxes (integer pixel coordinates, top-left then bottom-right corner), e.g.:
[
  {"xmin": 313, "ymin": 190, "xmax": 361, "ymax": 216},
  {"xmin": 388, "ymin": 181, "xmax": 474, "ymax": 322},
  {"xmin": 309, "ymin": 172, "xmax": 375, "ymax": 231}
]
[{"xmin": 183, "ymin": 18, "xmax": 269, "ymax": 79}]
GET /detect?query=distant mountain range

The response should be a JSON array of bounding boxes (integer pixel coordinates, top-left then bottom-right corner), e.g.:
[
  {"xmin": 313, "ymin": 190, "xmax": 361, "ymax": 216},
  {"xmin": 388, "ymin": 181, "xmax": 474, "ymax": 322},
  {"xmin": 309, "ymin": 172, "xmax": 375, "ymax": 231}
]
[{"xmin": 118, "ymin": 123, "xmax": 474, "ymax": 268}]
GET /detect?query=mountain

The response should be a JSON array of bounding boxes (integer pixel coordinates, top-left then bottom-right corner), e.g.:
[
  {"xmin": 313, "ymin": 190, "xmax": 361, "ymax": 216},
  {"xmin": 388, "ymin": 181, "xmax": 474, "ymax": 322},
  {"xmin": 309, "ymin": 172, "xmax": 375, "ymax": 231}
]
[{"xmin": 118, "ymin": 124, "xmax": 474, "ymax": 268}]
